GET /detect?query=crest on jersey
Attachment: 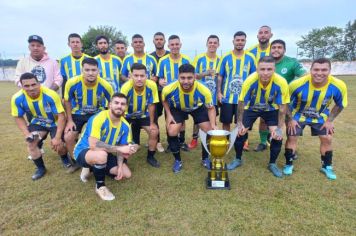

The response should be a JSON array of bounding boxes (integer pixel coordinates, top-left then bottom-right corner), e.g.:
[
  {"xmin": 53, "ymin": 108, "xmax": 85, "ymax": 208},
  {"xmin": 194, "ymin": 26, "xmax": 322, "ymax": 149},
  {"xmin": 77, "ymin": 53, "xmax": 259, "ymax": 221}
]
[{"xmin": 281, "ymin": 68, "xmax": 288, "ymax": 74}]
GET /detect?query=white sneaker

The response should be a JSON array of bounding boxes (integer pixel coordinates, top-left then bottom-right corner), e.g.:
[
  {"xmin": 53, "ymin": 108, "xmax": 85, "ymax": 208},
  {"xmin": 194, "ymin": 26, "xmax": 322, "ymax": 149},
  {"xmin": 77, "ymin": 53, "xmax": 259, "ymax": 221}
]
[
  {"xmin": 27, "ymin": 155, "xmax": 32, "ymax": 160},
  {"xmin": 40, "ymin": 148, "xmax": 45, "ymax": 154},
  {"xmin": 80, "ymin": 168, "xmax": 91, "ymax": 183},
  {"xmin": 95, "ymin": 186, "xmax": 115, "ymax": 201},
  {"xmin": 156, "ymin": 142, "xmax": 165, "ymax": 152}
]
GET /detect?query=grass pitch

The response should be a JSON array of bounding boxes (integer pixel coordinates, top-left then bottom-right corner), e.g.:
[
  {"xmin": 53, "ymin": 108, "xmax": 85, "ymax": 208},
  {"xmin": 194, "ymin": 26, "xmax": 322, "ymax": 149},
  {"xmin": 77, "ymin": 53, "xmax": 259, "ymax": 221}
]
[{"xmin": 0, "ymin": 77, "xmax": 355, "ymax": 235}]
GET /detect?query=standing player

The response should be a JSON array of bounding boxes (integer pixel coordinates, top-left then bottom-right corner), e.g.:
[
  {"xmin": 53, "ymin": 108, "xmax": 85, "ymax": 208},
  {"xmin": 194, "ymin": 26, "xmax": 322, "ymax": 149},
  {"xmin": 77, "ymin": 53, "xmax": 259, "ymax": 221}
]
[
  {"xmin": 157, "ymin": 35, "xmax": 191, "ymax": 152},
  {"xmin": 120, "ymin": 63, "xmax": 160, "ymax": 168},
  {"xmin": 121, "ymin": 34, "xmax": 158, "ymax": 81},
  {"xmin": 227, "ymin": 56, "xmax": 289, "ymax": 178},
  {"xmin": 248, "ymin": 26, "xmax": 274, "ymax": 152},
  {"xmin": 284, "ymin": 58, "xmax": 347, "ymax": 180},
  {"xmin": 188, "ymin": 35, "xmax": 221, "ymax": 150},
  {"xmin": 74, "ymin": 93, "xmax": 138, "ymax": 200},
  {"xmin": 162, "ymin": 64, "xmax": 216, "ymax": 173},
  {"xmin": 150, "ymin": 32, "xmax": 170, "ymax": 152},
  {"xmin": 95, "ymin": 35, "xmax": 123, "ymax": 92},
  {"xmin": 64, "ymin": 58, "xmax": 113, "ymax": 171},
  {"xmin": 60, "ymin": 33, "xmax": 90, "ymax": 96},
  {"xmin": 217, "ymin": 31, "xmax": 256, "ymax": 132},
  {"xmin": 15, "ymin": 35, "xmax": 62, "ymax": 91},
  {"xmin": 11, "ymin": 73, "xmax": 70, "ymax": 180},
  {"xmin": 114, "ymin": 39, "xmax": 128, "ymax": 61}
]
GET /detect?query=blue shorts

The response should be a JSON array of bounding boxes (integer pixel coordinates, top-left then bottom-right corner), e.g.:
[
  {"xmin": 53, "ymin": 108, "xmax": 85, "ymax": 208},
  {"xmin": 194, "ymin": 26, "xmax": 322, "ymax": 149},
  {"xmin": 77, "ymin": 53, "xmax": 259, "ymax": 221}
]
[{"xmin": 287, "ymin": 122, "xmax": 327, "ymax": 136}]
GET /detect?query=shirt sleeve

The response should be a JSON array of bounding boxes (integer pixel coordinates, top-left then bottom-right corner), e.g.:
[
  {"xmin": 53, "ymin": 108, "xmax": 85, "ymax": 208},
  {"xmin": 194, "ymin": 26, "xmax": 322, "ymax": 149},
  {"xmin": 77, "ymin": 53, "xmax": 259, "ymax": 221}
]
[
  {"xmin": 53, "ymin": 60, "xmax": 63, "ymax": 88},
  {"xmin": 11, "ymin": 94, "xmax": 25, "ymax": 117}
]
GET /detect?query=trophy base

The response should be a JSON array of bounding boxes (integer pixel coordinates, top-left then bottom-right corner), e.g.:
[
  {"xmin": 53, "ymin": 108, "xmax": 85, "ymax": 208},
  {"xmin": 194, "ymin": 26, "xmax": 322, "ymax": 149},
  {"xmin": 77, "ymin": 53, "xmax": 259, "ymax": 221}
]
[{"xmin": 206, "ymin": 171, "xmax": 231, "ymax": 190}]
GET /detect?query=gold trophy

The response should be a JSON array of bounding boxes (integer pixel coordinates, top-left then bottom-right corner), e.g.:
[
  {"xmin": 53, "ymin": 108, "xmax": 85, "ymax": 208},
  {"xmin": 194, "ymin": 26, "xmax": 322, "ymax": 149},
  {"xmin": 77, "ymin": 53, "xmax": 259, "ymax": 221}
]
[{"xmin": 199, "ymin": 127, "xmax": 238, "ymax": 189}]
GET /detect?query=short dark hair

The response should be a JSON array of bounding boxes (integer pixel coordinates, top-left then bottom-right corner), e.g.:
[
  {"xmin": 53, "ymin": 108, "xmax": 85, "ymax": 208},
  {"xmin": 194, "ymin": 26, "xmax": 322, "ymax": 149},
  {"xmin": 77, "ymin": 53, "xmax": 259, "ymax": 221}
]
[
  {"xmin": 259, "ymin": 56, "xmax": 275, "ymax": 64},
  {"xmin": 260, "ymin": 25, "xmax": 272, "ymax": 31},
  {"xmin": 114, "ymin": 39, "xmax": 126, "ymax": 46},
  {"xmin": 271, "ymin": 39, "xmax": 286, "ymax": 49},
  {"xmin": 132, "ymin": 34, "xmax": 143, "ymax": 40},
  {"xmin": 178, "ymin": 64, "xmax": 195, "ymax": 74},
  {"xmin": 234, "ymin": 31, "xmax": 247, "ymax": 38},
  {"xmin": 111, "ymin": 92, "xmax": 127, "ymax": 102},
  {"xmin": 311, "ymin": 58, "xmax": 331, "ymax": 68},
  {"xmin": 95, "ymin": 35, "xmax": 109, "ymax": 45},
  {"xmin": 130, "ymin": 63, "xmax": 147, "ymax": 73},
  {"xmin": 154, "ymin": 32, "xmax": 165, "ymax": 38},
  {"xmin": 82, "ymin": 57, "xmax": 98, "ymax": 67},
  {"xmin": 68, "ymin": 33, "xmax": 81, "ymax": 42},
  {"xmin": 168, "ymin": 35, "xmax": 180, "ymax": 41},
  {"xmin": 20, "ymin": 72, "xmax": 38, "ymax": 84},
  {"xmin": 207, "ymin": 35, "xmax": 219, "ymax": 42}
]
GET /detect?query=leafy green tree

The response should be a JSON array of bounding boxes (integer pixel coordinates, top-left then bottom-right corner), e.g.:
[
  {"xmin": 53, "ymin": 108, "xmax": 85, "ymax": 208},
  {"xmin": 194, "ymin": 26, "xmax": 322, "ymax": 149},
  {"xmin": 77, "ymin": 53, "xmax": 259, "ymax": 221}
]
[
  {"xmin": 297, "ymin": 26, "xmax": 343, "ymax": 60},
  {"xmin": 82, "ymin": 25, "xmax": 128, "ymax": 56},
  {"xmin": 343, "ymin": 20, "xmax": 356, "ymax": 60}
]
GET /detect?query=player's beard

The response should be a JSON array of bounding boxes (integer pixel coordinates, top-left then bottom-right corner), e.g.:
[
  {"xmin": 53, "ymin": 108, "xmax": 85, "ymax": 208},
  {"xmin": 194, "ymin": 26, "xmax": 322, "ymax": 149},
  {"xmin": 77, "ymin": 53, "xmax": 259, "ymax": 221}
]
[
  {"xmin": 112, "ymin": 109, "xmax": 123, "ymax": 118},
  {"xmin": 100, "ymin": 49, "xmax": 109, "ymax": 55}
]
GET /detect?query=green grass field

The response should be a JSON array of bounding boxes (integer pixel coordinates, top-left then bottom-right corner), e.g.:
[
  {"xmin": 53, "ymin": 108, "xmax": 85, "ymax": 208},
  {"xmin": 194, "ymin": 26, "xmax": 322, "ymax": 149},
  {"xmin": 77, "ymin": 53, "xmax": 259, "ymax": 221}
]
[{"xmin": 1, "ymin": 77, "xmax": 355, "ymax": 235}]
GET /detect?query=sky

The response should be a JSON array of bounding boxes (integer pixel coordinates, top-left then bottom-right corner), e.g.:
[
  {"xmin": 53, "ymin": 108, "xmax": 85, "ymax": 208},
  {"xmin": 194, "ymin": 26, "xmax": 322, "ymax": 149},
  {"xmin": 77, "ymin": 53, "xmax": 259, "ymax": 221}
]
[{"xmin": 0, "ymin": 0, "xmax": 355, "ymax": 60}]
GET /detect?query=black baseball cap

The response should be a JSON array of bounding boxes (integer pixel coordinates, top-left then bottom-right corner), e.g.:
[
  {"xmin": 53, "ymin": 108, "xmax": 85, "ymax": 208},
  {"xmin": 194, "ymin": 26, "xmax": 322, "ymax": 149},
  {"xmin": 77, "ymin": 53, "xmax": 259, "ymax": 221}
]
[{"xmin": 28, "ymin": 35, "xmax": 44, "ymax": 45}]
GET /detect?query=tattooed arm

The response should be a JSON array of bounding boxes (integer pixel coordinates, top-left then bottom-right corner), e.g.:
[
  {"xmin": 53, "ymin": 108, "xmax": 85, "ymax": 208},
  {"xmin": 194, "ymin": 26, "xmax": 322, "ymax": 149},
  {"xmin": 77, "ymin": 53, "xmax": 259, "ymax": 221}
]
[{"xmin": 321, "ymin": 105, "xmax": 344, "ymax": 135}]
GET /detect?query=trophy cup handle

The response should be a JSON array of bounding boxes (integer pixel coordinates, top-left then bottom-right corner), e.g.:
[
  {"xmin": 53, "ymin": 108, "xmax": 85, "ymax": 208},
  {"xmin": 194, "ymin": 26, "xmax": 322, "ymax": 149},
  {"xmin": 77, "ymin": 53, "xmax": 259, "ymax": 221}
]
[
  {"xmin": 227, "ymin": 126, "xmax": 239, "ymax": 154},
  {"xmin": 198, "ymin": 129, "xmax": 211, "ymax": 156}
]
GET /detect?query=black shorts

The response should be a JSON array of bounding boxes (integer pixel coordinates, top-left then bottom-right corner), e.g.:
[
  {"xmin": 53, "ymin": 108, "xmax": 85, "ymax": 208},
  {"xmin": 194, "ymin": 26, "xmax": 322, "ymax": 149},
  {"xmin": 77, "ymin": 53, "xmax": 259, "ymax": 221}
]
[
  {"xmin": 126, "ymin": 117, "xmax": 151, "ymax": 144},
  {"xmin": 242, "ymin": 110, "xmax": 279, "ymax": 129},
  {"xmin": 287, "ymin": 122, "xmax": 327, "ymax": 136},
  {"xmin": 72, "ymin": 114, "xmax": 93, "ymax": 133},
  {"xmin": 156, "ymin": 91, "xmax": 164, "ymax": 120},
  {"xmin": 220, "ymin": 103, "xmax": 238, "ymax": 124},
  {"xmin": 75, "ymin": 148, "xmax": 127, "ymax": 169},
  {"xmin": 28, "ymin": 124, "xmax": 62, "ymax": 140},
  {"xmin": 171, "ymin": 106, "xmax": 209, "ymax": 125}
]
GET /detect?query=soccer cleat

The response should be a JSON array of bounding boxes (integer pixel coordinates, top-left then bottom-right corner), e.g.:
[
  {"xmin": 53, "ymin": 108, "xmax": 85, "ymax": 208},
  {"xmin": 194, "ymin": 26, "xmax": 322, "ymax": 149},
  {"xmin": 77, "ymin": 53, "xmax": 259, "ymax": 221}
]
[
  {"xmin": 32, "ymin": 168, "xmax": 46, "ymax": 181},
  {"xmin": 283, "ymin": 165, "xmax": 294, "ymax": 175},
  {"xmin": 227, "ymin": 159, "xmax": 242, "ymax": 170},
  {"xmin": 268, "ymin": 163, "xmax": 283, "ymax": 178},
  {"xmin": 147, "ymin": 156, "xmax": 160, "ymax": 168},
  {"xmin": 254, "ymin": 143, "xmax": 267, "ymax": 152},
  {"xmin": 61, "ymin": 156, "xmax": 72, "ymax": 168},
  {"xmin": 95, "ymin": 186, "xmax": 115, "ymax": 201},
  {"xmin": 67, "ymin": 162, "xmax": 81, "ymax": 173},
  {"xmin": 293, "ymin": 151, "xmax": 299, "ymax": 160},
  {"xmin": 172, "ymin": 160, "xmax": 183, "ymax": 173},
  {"xmin": 180, "ymin": 143, "xmax": 190, "ymax": 152},
  {"xmin": 243, "ymin": 140, "xmax": 249, "ymax": 151},
  {"xmin": 80, "ymin": 168, "xmax": 91, "ymax": 183},
  {"xmin": 156, "ymin": 143, "xmax": 165, "ymax": 153},
  {"xmin": 201, "ymin": 158, "xmax": 211, "ymax": 170},
  {"xmin": 188, "ymin": 138, "xmax": 198, "ymax": 149},
  {"xmin": 40, "ymin": 148, "xmax": 45, "ymax": 154},
  {"xmin": 320, "ymin": 166, "xmax": 337, "ymax": 180}
]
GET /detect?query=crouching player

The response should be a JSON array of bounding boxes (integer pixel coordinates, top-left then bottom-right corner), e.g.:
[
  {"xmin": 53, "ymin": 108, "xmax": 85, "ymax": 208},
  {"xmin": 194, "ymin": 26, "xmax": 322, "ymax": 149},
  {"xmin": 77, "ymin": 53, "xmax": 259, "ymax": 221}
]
[
  {"xmin": 284, "ymin": 58, "xmax": 347, "ymax": 180},
  {"xmin": 74, "ymin": 93, "xmax": 138, "ymax": 200},
  {"xmin": 11, "ymin": 72, "xmax": 70, "ymax": 180}
]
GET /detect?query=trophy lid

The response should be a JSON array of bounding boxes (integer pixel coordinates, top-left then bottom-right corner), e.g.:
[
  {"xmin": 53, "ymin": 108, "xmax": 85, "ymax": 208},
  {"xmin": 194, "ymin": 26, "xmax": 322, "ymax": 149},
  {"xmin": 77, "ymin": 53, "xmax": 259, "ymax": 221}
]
[{"xmin": 207, "ymin": 130, "xmax": 230, "ymax": 136}]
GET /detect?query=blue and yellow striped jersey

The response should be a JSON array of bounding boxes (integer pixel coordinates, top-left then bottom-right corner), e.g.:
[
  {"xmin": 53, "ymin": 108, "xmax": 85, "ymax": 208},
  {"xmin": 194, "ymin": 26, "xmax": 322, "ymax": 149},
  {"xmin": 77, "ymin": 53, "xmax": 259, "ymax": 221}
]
[
  {"xmin": 289, "ymin": 74, "xmax": 348, "ymax": 124},
  {"xmin": 193, "ymin": 53, "xmax": 220, "ymax": 106},
  {"xmin": 64, "ymin": 75, "xmax": 113, "ymax": 115},
  {"xmin": 157, "ymin": 54, "xmax": 191, "ymax": 85},
  {"xmin": 74, "ymin": 110, "xmax": 132, "ymax": 159},
  {"xmin": 95, "ymin": 54, "xmax": 123, "ymax": 93},
  {"xmin": 59, "ymin": 53, "xmax": 90, "ymax": 81},
  {"xmin": 120, "ymin": 79, "xmax": 159, "ymax": 119},
  {"xmin": 162, "ymin": 80, "xmax": 213, "ymax": 112},
  {"xmin": 217, "ymin": 51, "xmax": 256, "ymax": 104},
  {"xmin": 239, "ymin": 72, "xmax": 290, "ymax": 111},
  {"xmin": 248, "ymin": 43, "xmax": 271, "ymax": 62},
  {"xmin": 11, "ymin": 86, "xmax": 64, "ymax": 128},
  {"xmin": 121, "ymin": 54, "xmax": 157, "ymax": 80}
]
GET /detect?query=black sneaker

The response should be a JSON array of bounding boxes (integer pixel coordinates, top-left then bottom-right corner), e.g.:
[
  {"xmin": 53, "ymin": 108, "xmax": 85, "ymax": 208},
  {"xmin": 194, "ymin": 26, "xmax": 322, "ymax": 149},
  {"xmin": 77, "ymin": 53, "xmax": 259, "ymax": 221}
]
[
  {"xmin": 61, "ymin": 156, "xmax": 72, "ymax": 168},
  {"xmin": 180, "ymin": 143, "xmax": 189, "ymax": 152},
  {"xmin": 254, "ymin": 143, "xmax": 267, "ymax": 152},
  {"xmin": 147, "ymin": 157, "xmax": 160, "ymax": 168},
  {"xmin": 32, "ymin": 168, "xmax": 46, "ymax": 181}
]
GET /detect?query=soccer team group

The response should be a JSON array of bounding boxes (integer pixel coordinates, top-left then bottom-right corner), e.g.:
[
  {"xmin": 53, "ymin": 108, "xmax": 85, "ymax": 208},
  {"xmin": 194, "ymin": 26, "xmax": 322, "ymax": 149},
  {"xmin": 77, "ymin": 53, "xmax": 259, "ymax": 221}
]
[{"xmin": 11, "ymin": 26, "xmax": 348, "ymax": 200}]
